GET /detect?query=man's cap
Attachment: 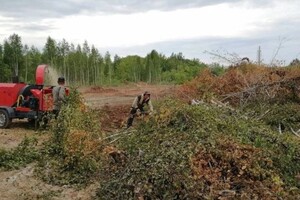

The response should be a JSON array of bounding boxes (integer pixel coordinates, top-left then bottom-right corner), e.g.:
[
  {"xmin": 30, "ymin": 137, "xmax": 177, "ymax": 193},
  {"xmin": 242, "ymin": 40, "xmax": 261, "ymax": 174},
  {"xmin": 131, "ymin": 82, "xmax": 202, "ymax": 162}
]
[{"xmin": 58, "ymin": 77, "xmax": 65, "ymax": 83}]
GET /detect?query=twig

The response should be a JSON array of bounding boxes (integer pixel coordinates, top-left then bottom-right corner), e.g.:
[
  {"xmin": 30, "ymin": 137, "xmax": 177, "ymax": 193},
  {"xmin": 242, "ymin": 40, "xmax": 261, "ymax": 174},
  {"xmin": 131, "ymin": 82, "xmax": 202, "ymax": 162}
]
[
  {"xmin": 102, "ymin": 130, "xmax": 127, "ymax": 140},
  {"xmin": 208, "ymin": 161, "xmax": 213, "ymax": 169},
  {"xmin": 204, "ymin": 50, "xmax": 240, "ymax": 65},
  {"xmin": 178, "ymin": 88, "xmax": 194, "ymax": 101},
  {"xmin": 278, "ymin": 123, "xmax": 282, "ymax": 135},
  {"xmin": 257, "ymin": 109, "xmax": 270, "ymax": 120},
  {"xmin": 219, "ymin": 190, "xmax": 236, "ymax": 196},
  {"xmin": 108, "ymin": 132, "xmax": 133, "ymax": 144},
  {"xmin": 270, "ymin": 37, "xmax": 288, "ymax": 66},
  {"xmin": 221, "ymin": 76, "xmax": 300, "ymax": 102},
  {"xmin": 289, "ymin": 126, "xmax": 300, "ymax": 137}
]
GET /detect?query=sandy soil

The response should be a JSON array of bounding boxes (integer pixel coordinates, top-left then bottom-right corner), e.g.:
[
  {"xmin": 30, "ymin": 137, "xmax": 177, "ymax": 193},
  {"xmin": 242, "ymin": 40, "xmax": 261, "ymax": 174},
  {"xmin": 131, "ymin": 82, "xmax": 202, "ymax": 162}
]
[
  {"xmin": 0, "ymin": 120, "xmax": 49, "ymax": 150},
  {"xmin": 0, "ymin": 83, "xmax": 175, "ymax": 200},
  {"xmin": 81, "ymin": 83, "xmax": 175, "ymax": 108},
  {"xmin": 0, "ymin": 164, "xmax": 99, "ymax": 200}
]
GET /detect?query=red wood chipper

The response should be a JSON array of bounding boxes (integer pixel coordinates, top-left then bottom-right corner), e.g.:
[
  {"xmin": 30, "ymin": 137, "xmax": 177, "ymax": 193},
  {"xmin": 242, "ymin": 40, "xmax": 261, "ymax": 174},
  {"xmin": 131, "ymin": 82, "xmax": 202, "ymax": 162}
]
[{"xmin": 0, "ymin": 64, "xmax": 66, "ymax": 128}]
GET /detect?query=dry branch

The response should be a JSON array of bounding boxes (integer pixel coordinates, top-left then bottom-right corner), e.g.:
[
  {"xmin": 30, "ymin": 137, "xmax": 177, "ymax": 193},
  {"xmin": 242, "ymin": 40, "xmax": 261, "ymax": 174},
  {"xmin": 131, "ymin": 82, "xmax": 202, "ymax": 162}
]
[
  {"xmin": 289, "ymin": 126, "xmax": 300, "ymax": 137},
  {"xmin": 221, "ymin": 76, "xmax": 300, "ymax": 104}
]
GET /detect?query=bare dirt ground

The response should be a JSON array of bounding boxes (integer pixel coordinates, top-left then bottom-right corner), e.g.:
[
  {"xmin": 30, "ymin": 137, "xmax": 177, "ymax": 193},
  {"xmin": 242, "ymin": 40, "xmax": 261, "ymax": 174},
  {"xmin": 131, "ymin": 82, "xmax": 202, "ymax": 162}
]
[
  {"xmin": 0, "ymin": 83, "xmax": 175, "ymax": 200},
  {"xmin": 81, "ymin": 82, "xmax": 175, "ymax": 108}
]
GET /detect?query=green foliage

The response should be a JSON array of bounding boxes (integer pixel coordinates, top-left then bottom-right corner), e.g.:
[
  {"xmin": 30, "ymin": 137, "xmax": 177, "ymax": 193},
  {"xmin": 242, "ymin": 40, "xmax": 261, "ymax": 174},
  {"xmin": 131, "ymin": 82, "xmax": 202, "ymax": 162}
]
[
  {"xmin": 22, "ymin": 45, "xmax": 42, "ymax": 83},
  {"xmin": 0, "ymin": 64, "xmax": 11, "ymax": 82},
  {"xmin": 3, "ymin": 34, "xmax": 23, "ymax": 78},
  {"xmin": 161, "ymin": 57, "xmax": 206, "ymax": 84},
  {"xmin": 37, "ymin": 88, "xmax": 103, "ymax": 185},
  {"xmin": 243, "ymin": 102, "xmax": 300, "ymax": 130},
  {"xmin": 0, "ymin": 45, "xmax": 11, "ymax": 82},
  {"xmin": 97, "ymin": 100, "xmax": 300, "ymax": 199},
  {"xmin": 1, "ymin": 34, "xmax": 206, "ymax": 85},
  {"xmin": 0, "ymin": 136, "xmax": 40, "ymax": 170},
  {"xmin": 209, "ymin": 63, "xmax": 226, "ymax": 76},
  {"xmin": 43, "ymin": 36, "xmax": 57, "ymax": 67},
  {"xmin": 115, "ymin": 55, "xmax": 144, "ymax": 82},
  {"xmin": 241, "ymin": 101, "xmax": 300, "ymax": 185}
]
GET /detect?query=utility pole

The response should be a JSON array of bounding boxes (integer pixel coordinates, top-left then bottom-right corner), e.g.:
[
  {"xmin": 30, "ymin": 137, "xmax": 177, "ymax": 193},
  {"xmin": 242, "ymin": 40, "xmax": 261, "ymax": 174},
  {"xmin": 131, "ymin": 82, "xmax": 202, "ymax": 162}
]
[{"xmin": 257, "ymin": 46, "xmax": 262, "ymax": 66}]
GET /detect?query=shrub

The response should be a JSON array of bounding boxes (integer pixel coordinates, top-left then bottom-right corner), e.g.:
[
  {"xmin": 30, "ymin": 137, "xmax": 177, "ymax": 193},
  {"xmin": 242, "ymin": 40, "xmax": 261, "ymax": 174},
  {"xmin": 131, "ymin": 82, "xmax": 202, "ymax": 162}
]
[{"xmin": 37, "ymin": 88, "xmax": 103, "ymax": 185}]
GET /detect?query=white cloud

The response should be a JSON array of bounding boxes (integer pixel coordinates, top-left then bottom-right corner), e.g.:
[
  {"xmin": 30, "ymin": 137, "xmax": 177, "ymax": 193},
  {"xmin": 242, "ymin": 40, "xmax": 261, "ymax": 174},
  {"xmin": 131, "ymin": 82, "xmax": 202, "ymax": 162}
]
[
  {"xmin": 46, "ymin": 3, "xmax": 271, "ymax": 48},
  {"xmin": 0, "ymin": 0, "xmax": 299, "ymax": 64}
]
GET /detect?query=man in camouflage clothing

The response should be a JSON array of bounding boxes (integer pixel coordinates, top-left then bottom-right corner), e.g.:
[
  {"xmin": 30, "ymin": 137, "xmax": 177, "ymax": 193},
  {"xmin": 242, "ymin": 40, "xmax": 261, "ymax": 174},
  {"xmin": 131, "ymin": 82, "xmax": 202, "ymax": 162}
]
[{"xmin": 127, "ymin": 91, "xmax": 153, "ymax": 128}]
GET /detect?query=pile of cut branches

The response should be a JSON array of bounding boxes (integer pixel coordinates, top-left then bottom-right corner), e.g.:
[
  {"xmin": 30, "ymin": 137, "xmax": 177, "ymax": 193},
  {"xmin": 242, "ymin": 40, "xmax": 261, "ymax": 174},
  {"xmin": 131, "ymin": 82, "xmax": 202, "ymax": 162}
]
[
  {"xmin": 180, "ymin": 64, "xmax": 300, "ymax": 106},
  {"xmin": 96, "ymin": 100, "xmax": 300, "ymax": 199}
]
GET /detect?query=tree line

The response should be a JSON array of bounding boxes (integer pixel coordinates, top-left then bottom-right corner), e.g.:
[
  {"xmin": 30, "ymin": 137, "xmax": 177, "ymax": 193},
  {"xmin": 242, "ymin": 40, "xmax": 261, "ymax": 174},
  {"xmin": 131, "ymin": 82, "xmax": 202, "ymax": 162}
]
[{"xmin": 0, "ymin": 34, "xmax": 207, "ymax": 85}]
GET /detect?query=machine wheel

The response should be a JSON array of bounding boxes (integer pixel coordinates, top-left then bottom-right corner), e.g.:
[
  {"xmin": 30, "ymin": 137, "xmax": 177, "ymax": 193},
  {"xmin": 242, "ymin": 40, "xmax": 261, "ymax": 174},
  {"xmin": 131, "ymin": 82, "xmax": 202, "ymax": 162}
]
[{"xmin": 0, "ymin": 109, "xmax": 12, "ymax": 128}]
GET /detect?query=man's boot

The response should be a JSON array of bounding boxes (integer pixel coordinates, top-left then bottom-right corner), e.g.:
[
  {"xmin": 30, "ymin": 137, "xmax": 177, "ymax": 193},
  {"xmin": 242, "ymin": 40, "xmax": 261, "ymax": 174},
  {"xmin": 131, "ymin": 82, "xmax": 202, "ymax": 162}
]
[{"xmin": 127, "ymin": 117, "xmax": 134, "ymax": 128}]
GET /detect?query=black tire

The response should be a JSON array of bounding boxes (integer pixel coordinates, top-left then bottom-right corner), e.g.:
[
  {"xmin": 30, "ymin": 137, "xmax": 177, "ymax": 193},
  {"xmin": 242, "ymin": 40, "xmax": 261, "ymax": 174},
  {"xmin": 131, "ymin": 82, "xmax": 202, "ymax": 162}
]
[{"xmin": 0, "ymin": 109, "xmax": 12, "ymax": 128}]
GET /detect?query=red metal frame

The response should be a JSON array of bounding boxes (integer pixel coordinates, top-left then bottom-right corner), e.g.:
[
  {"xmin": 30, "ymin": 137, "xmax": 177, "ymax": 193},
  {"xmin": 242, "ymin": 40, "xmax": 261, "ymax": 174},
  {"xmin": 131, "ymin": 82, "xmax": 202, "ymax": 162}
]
[
  {"xmin": 15, "ymin": 107, "xmax": 31, "ymax": 112},
  {"xmin": 0, "ymin": 64, "xmax": 68, "ymax": 127},
  {"xmin": 35, "ymin": 64, "xmax": 48, "ymax": 85},
  {"xmin": 34, "ymin": 64, "xmax": 54, "ymax": 111},
  {"xmin": 0, "ymin": 83, "xmax": 27, "ymax": 107}
]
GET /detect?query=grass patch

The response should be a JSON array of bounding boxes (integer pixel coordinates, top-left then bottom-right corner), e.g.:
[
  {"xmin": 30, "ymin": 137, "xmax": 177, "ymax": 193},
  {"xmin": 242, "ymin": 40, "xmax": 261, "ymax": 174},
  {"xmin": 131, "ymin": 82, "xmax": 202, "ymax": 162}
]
[{"xmin": 0, "ymin": 136, "xmax": 40, "ymax": 170}]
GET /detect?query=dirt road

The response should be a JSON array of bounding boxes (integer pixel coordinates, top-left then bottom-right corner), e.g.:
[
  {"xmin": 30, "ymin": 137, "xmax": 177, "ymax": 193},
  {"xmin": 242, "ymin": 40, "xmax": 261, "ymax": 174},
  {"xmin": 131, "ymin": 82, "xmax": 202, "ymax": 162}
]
[{"xmin": 81, "ymin": 83, "xmax": 175, "ymax": 107}]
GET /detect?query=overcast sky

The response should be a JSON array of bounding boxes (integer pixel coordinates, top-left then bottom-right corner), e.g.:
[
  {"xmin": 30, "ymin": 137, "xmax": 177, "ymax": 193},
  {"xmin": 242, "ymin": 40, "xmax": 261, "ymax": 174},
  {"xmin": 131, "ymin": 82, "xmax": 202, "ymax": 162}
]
[{"xmin": 0, "ymin": 0, "xmax": 299, "ymax": 64}]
